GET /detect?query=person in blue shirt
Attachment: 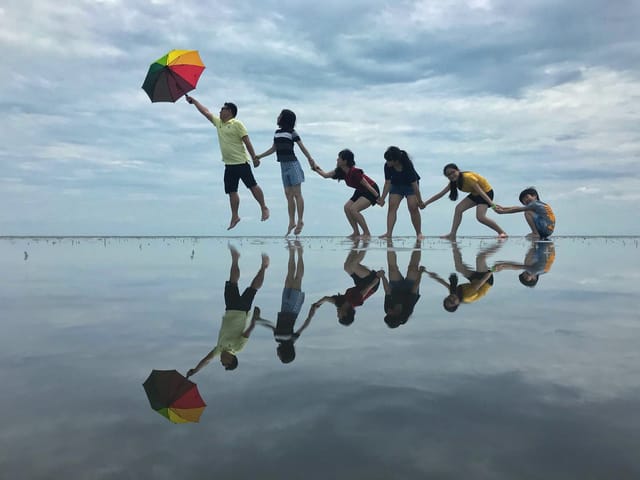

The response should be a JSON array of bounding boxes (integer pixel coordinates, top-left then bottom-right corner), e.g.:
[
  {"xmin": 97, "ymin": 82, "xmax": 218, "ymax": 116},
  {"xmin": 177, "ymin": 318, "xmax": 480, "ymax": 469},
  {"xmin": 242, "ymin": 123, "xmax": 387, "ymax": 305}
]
[{"xmin": 495, "ymin": 187, "xmax": 555, "ymax": 239}]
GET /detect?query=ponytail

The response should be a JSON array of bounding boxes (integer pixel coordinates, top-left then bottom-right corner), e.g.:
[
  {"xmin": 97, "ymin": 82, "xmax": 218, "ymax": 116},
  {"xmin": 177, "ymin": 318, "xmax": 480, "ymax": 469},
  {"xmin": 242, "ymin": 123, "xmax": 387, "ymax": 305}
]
[{"xmin": 443, "ymin": 163, "xmax": 460, "ymax": 201}]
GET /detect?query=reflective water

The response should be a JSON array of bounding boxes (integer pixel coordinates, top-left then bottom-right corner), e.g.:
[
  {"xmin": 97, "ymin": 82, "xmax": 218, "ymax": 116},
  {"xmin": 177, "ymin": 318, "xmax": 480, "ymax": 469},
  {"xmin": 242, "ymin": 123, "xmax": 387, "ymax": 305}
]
[{"xmin": 1, "ymin": 236, "xmax": 639, "ymax": 479}]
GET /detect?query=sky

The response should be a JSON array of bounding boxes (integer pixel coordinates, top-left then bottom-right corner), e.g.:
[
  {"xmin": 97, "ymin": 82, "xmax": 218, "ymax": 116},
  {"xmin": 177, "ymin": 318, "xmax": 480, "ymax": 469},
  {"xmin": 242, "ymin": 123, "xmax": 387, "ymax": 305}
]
[{"xmin": 1, "ymin": 0, "xmax": 639, "ymax": 236}]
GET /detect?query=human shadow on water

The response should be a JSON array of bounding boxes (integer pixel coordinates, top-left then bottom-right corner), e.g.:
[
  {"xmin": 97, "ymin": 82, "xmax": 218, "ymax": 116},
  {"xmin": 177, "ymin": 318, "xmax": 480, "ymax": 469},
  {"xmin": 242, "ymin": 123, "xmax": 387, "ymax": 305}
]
[
  {"xmin": 425, "ymin": 239, "xmax": 505, "ymax": 313},
  {"xmin": 493, "ymin": 240, "xmax": 556, "ymax": 288},
  {"xmin": 186, "ymin": 244, "xmax": 269, "ymax": 377},
  {"xmin": 379, "ymin": 239, "xmax": 428, "ymax": 328},
  {"xmin": 314, "ymin": 240, "xmax": 383, "ymax": 326},
  {"xmin": 255, "ymin": 240, "xmax": 319, "ymax": 364}
]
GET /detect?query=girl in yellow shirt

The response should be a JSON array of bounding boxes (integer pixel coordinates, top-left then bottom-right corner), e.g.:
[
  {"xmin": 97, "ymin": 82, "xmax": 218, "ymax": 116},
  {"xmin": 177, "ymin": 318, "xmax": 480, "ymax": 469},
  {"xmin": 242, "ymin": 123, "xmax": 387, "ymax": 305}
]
[{"xmin": 422, "ymin": 163, "xmax": 507, "ymax": 239}]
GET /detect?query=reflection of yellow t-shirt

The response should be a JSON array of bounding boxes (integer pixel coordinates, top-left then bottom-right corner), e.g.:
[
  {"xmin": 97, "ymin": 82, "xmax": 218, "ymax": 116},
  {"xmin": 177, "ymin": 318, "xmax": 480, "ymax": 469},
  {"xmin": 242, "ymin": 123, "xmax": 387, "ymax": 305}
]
[
  {"xmin": 212, "ymin": 310, "xmax": 250, "ymax": 356},
  {"xmin": 459, "ymin": 171, "xmax": 492, "ymax": 193},
  {"xmin": 210, "ymin": 117, "xmax": 250, "ymax": 165},
  {"xmin": 460, "ymin": 282, "xmax": 492, "ymax": 303}
]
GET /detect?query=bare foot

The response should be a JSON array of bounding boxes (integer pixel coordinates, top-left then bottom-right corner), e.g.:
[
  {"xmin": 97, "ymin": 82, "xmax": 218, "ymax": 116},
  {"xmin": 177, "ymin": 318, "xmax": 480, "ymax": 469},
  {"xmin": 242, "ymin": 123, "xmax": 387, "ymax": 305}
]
[
  {"xmin": 378, "ymin": 232, "xmax": 392, "ymax": 238},
  {"xmin": 294, "ymin": 221, "xmax": 304, "ymax": 235},
  {"xmin": 261, "ymin": 207, "xmax": 270, "ymax": 221},
  {"xmin": 285, "ymin": 223, "xmax": 295, "ymax": 236},
  {"xmin": 498, "ymin": 232, "xmax": 508, "ymax": 239},
  {"xmin": 360, "ymin": 233, "xmax": 372, "ymax": 240},
  {"xmin": 347, "ymin": 232, "xmax": 359, "ymax": 239},
  {"xmin": 417, "ymin": 233, "xmax": 425, "ymax": 240},
  {"xmin": 228, "ymin": 217, "xmax": 241, "ymax": 230},
  {"xmin": 440, "ymin": 233, "xmax": 455, "ymax": 240}
]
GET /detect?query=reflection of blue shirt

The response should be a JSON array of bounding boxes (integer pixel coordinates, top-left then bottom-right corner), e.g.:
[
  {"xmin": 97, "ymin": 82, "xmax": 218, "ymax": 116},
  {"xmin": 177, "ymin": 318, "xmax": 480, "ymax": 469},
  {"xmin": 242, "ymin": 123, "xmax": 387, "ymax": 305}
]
[{"xmin": 526, "ymin": 242, "xmax": 556, "ymax": 275}]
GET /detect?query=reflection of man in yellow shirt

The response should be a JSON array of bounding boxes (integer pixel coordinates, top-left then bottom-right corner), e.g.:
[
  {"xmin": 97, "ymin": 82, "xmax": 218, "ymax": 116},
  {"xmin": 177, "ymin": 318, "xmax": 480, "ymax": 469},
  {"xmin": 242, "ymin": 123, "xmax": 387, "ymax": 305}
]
[{"xmin": 187, "ymin": 245, "xmax": 269, "ymax": 376}]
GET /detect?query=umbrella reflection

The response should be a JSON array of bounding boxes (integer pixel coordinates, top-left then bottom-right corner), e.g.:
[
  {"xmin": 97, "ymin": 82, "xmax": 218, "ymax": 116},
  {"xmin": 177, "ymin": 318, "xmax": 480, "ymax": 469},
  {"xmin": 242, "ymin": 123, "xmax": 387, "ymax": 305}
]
[{"xmin": 143, "ymin": 369, "xmax": 206, "ymax": 424}]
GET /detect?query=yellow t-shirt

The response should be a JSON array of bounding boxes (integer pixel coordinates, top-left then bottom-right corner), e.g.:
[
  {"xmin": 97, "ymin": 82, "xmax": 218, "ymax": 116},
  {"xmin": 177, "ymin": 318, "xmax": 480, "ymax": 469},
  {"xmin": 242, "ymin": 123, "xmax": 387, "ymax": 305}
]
[
  {"xmin": 210, "ymin": 117, "xmax": 250, "ymax": 165},
  {"xmin": 212, "ymin": 310, "xmax": 250, "ymax": 355},
  {"xmin": 459, "ymin": 171, "xmax": 492, "ymax": 193},
  {"xmin": 460, "ymin": 282, "xmax": 492, "ymax": 303}
]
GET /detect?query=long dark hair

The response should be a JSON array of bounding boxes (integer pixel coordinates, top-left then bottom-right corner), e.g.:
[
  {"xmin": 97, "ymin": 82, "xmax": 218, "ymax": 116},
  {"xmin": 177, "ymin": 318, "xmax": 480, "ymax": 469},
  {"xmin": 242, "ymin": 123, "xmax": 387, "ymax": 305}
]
[
  {"xmin": 443, "ymin": 163, "xmax": 463, "ymax": 201},
  {"xmin": 443, "ymin": 273, "xmax": 461, "ymax": 312},
  {"xmin": 333, "ymin": 148, "xmax": 356, "ymax": 181},
  {"xmin": 384, "ymin": 146, "xmax": 415, "ymax": 171},
  {"xmin": 278, "ymin": 109, "xmax": 297, "ymax": 130}
]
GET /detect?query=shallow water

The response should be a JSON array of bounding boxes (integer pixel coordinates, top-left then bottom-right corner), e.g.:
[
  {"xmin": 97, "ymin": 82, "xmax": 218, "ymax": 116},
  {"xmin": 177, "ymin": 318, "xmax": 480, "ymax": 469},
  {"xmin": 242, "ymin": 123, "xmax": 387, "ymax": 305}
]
[{"xmin": 1, "ymin": 236, "xmax": 639, "ymax": 479}]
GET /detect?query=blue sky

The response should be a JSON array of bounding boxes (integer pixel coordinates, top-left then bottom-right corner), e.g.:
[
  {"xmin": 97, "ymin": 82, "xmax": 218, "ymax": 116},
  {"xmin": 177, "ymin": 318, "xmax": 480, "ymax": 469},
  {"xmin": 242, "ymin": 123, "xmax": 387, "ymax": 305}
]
[{"xmin": 1, "ymin": 0, "xmax": 639, "ymax": 236}]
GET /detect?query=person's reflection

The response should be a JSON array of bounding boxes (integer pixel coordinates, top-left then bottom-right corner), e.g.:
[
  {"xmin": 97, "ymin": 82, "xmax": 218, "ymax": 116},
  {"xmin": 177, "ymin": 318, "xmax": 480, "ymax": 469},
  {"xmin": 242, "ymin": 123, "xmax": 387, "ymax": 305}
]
[
  {"xmin": 380, "ymin": 239, "xmax": 427, "ymax": 328},
  {"xmin": 187, "ymin": 244, "xmax": 269, "ymax": 377},
  {"xmin": 315, "ymin": 240, "xmax": 382, "ymax": 326},
  {"xmin": 494, "ymin": 240, "xmax": 556, "ymax": 287},
  {"xmin": 256, "ymin": 241, "xmax": 318, "ymax": 364},
  {"xmin": 426, "ymin": 240, "xmax": 504, "ymax": 312}
]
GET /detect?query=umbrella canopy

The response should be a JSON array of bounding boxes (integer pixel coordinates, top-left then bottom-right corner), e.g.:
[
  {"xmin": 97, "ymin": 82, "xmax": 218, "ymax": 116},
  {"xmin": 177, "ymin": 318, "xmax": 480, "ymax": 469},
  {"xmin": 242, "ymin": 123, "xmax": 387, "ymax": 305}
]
[
  {"xmin": 142, "ymin": 50, "xmax": 205, "ymax": 103},
  {"xmin": 143, "ymin": 369, "xmax": 207, "ymax": 423}
]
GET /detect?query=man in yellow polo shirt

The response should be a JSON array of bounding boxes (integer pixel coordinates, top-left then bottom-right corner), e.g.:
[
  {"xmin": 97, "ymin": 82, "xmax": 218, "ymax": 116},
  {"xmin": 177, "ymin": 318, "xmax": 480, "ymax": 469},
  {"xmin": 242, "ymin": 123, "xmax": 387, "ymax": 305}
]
[{"xmin": 186, "ymin": 94, "xmax": 269, "ymax": 230}]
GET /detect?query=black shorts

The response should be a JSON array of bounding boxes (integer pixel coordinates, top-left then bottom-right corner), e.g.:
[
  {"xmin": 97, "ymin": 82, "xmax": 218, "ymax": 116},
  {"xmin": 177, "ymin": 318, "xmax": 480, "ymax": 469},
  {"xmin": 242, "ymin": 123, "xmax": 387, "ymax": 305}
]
[
  {"xmin": 224, "ymin": 163, "xmax": 258, "ymax": 194},
  {"xmin": 466, "ymin": 189, "xmax": 494, "ymax": 205},
  {"xmin": 224, "ymin": 281, "xmax": 257, "ymax": 311},
  {"xmin": 350, "ymin": 183, "xmax": 380, "ymax": 206}
]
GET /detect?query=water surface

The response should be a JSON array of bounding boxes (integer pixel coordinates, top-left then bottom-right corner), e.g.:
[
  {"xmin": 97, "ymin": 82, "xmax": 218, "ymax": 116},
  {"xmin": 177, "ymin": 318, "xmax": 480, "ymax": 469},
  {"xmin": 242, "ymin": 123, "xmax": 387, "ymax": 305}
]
[{"xmin": 1, "ymin": 236, "xmax": 639, "ymax": 479}]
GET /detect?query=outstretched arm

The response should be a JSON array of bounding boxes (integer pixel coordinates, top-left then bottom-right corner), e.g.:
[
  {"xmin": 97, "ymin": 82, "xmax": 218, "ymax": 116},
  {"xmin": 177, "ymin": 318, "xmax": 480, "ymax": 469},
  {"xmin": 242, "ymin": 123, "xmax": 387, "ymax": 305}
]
[
  {"xmin": 242, "ymin": 136, "xmax": 258, "ymax": 164},
  {"xmin": 424, "ymin": 271, "xmax": 451, "ymax": 290},
  {"xmin": 185, "ymin": 94, "xmax": 215, "ymax": 123},
  {"xmin": 296, "ymin": 140, "xmax": 316, "ymax": 169},
  {"xmin": 495, "ymin": 205, "xmax": 527, "ymax": 214},
  {"xmin": 186, "ymin": 347, "xmax": 219, "ymax": 378},
  {"xmin": 256, "ymin": 143, "xmax": 276, "ymax": 161},
  {"xmin": 421, "ymin": 185, "xmax": 449, "ymax": 208},
  {"xmin": 295, "ymin": 302, "xmax": 320, "ymax": 335},
  {"xmin": 313, "ymin": 166, "xmax": 335, "ymax": 179}
]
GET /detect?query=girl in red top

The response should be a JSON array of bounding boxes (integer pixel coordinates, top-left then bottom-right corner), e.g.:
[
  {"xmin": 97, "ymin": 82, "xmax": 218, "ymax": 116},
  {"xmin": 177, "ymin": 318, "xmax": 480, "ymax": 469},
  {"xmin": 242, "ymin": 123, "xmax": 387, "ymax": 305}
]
[{"xmin": 314, "ymin": 149, "xmax": 383, "ymax": 239}]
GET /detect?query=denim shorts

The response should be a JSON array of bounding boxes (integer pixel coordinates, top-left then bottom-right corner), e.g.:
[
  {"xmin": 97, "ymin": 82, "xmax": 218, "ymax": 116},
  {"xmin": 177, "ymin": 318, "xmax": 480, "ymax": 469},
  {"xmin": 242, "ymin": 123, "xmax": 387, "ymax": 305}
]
[
  {"xmin": 280, "ymin": 160, "xmax": 305, "ymax": 187},
  {"xmin": 389, "ymin": 184, "xmax": 415, "ymax": 197}
]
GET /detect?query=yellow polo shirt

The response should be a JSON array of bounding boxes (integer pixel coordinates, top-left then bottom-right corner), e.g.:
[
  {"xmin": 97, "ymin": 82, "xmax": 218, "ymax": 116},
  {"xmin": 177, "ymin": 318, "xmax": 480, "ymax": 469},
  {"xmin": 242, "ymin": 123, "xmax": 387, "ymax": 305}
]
[
  {"xmin": 459, "ymin": 171, "xmax": 492, "ymax": 193},
  {"xmin": 210, "ymin": 116, "xmax": 250, "ymax": 165}
]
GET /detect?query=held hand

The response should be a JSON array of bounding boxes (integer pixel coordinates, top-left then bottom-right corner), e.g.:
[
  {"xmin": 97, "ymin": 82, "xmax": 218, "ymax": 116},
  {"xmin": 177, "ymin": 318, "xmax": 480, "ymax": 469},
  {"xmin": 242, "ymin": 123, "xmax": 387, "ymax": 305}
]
[
  {"xmin": 186, "ymin": 368, "xmax": 196, "ymax": 378},
  {"xmin": 376, "ymin": 197, "xmax": 385, "ymax": 207},
  {"xmin": 494, "ymin": 205, "xmax": 505, "ymax": 214},
  {"xmin": 253, "ymin": 156, "xmax": 261, "ymax": 168},
  {"xmin": 185, "ymin": 94, "xmax": 194, "ymax": 104},
  {"xmin": 419, "ymin": 201, "xmax": 427, "ymax": 209}
]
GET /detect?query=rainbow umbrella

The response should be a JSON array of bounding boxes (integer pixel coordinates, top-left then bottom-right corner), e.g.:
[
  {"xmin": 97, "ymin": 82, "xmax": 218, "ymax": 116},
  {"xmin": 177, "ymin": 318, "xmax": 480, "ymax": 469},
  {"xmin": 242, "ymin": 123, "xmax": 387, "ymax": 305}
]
[
  {"xmin": 143, "ymin": 369, "xmax": 207, "ymax": 423},
  {"xmin": 141, "ymin": 50, "xmax": 205, "ymax": 103}
]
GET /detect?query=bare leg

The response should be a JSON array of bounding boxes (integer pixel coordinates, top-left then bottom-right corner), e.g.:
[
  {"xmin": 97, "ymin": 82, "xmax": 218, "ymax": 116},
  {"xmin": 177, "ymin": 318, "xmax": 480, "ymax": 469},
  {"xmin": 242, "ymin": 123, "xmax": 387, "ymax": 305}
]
[
  {"xmin": 476, "ymin": 204, "xmax": 507, "ymax": 237},
  {"xmin": 228, "ymin": 192, "xmax": 241, "ymax": 230},
  {"xmin": 344, "ymin": 200, "xmax": 360, "ymax": 238},
  {"xmin": 442, "ymin": 197, "xmax": 475, "ymax": 239},
  {"xmin": 229, "ymin": 244, "xmax": 240, "ymax": 282},
  {"xmin": 349, "ymin": 197, "xmax": 373, "ymax": 238},
  {"xmin": 250, "ymin": 253, "xmax": 270, "ymax": 290},
  {"xmin": 250, "ymin": 184, "xmax": 270, "ymax": 221},
  {"xmin": 407, "ymin": 195, "xmax": 424, "ymax": 240},
  {"xmin": 293, "ymin": 185, "xmax": 304, "ymax": 235},
  {"xmin": 379, "ymin": 194, "xmax": 402, "ymax": 238},
  {"xmin": 524, "ymin": 211, "xmax": 540, "ymax": 238},
  {"xmin": 284, "ymin": 187, "xmax": 296, "ymax": 235}
]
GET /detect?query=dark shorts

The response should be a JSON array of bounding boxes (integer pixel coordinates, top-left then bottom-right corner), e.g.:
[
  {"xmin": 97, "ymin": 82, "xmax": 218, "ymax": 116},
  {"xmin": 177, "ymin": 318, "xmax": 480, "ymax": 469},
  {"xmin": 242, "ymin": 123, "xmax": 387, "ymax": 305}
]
[
  {"xmin": 350, "ymin": 183, "xmax": 380, "ymax": 206},
  {"xmin": 466, "ymin": 189, "xmax": 494, "ymax": 205},
  {"xmin": 224, "ymin": 281, "xmax": 257, "ymax": 311},
  {"xmin": 224, "ymin": 163, "xmax": 258, "ymax": 194},
  {"xmin": 390, "ymin": 183, "xmax": 416, "ymax": 197},
  {"xmin": 465, "ymin": 271, "xmax": 495, "ymax": 286}
]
